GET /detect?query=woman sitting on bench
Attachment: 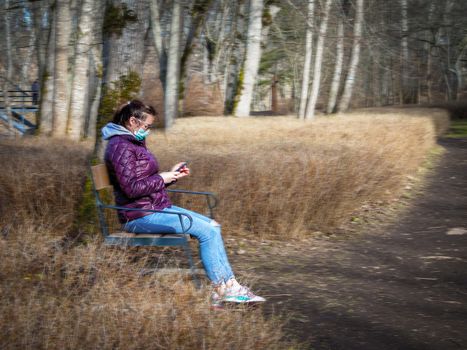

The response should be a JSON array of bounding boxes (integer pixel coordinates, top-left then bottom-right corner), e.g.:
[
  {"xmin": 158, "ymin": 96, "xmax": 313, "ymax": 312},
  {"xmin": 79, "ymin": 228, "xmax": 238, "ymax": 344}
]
[{"xmin": 101, "ymin": 99, "xmax": 265, "ymax": 305}]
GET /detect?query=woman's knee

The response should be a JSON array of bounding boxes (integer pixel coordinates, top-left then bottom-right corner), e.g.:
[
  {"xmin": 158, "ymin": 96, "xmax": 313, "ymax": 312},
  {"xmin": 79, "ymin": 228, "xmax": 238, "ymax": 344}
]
[
  {"xmin": 210, "ymin": 219, "xmax": 221, "ymax": 227},
  {"xmin": 190, "ymin": 222, "xmax": 221, "ymax": 242}
]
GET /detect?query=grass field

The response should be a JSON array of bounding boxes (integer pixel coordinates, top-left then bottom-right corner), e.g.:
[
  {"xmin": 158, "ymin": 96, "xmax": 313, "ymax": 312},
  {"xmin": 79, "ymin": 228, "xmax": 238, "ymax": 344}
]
[
  {"xmin": 0, "ymin": 107, "xmax": 449, "ymax": 349},
  {"xmin": 445, "ymin": 119, "xmax": 467, "ymax": 138}
]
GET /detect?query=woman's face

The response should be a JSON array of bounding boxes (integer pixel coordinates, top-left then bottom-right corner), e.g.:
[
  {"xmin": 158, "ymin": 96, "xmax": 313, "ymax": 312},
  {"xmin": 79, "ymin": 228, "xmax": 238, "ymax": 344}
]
[{"xmin": 127, "ymin": 114, "xmax": 155, "ymax": 133}]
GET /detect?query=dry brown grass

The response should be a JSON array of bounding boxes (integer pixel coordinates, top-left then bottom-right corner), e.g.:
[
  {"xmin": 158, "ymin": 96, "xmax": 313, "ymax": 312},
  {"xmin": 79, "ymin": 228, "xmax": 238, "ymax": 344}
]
[
  {"xmin": 0, "ymin": 107, "xmax": 448, "ymax": 349},
  {"xmin": 155, "ymin": 107, "xmax": 449, "ymax": 238},
  {"xmin": 0, "ymin": 138, "xmax": 292, "ymax": 349},
  {"xmin": 0, "ymin": 229, "xmax": 287, "ymax": 349}
]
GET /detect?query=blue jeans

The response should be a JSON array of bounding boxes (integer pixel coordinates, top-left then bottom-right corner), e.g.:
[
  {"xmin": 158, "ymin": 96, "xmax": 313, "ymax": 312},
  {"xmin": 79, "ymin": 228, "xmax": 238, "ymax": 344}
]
[{"xmin": 123, "ymin": 205, "xmax": 234, "ymax": 284}]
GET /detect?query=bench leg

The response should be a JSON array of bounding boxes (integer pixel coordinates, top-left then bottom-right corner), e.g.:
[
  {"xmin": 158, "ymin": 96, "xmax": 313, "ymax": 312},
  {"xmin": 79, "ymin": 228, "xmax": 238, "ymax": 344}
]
[{"xmin": 182, "ymin": 241, "xmax": 201, "ymax": 289}]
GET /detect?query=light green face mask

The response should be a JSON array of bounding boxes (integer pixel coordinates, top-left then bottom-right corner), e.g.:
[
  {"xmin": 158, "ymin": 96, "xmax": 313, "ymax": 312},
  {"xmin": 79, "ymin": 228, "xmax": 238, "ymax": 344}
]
[{"xmin": 134, "ymin": 128, "xmax": 150, "ymax": 141}]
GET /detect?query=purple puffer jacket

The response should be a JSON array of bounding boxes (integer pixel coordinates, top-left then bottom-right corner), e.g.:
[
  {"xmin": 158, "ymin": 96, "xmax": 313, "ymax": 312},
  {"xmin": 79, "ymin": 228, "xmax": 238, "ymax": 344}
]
[{"xmin": 102, "ymin": 123, "xmax": 171, "ymax": 223}]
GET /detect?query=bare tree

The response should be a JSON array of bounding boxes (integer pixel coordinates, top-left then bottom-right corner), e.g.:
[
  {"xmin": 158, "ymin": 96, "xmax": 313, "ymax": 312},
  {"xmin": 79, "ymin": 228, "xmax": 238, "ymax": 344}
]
[
  {"xmin": 1, "ymin": 0, "xmax": 14, "ymax": 133},
  {"xmin": 51, "ymin": 0, "xmax": 72, "ymax": 137},
  {"xmin": 327, "ymin": 5, "xmax": 344, "ymax": 114},
  {"xmin": 235, "ymin": 0, "xmax": 264, "ymax": 117},
  {"xmin": 164, "ymin": 0, "xmax": 182, "ymax": 128},
  {"xmin": 101, "ymin": 0, "xmax": 149, "ymax": 89},
  {"xmin": 337, "ymin": 0, "xmax": 363, "ymax": 113},
  {"xmin": 31, "ymin": 0, "xmax": 50, "ymax": 91},
  {"xmin": 441, "ymin": 0, "xmax": 456, "ymax": 101},
  {"xmin": 38, "ymin": 1, "xmax": 56, "ymax": 135},
  {"xmin": 298, "ymin": 0, "xmax": 314, "ymax": 119},
  {"xmin": 304, "ymin": 0, "xmax": 332, "ymax": 120},
  {"xmin": 425, "ymin": 1, "xmax": 436, "ymax": 104},
  {"xmin": 149, "ymin": 0, "xmax": 167, "ymax": 88},
  {"xmin": 224, "ymin": 1, "xmax": 245, "ymax": 114},
  {"xmin": 86, "ymin": 3, "xmax": 105, "ymax": 140},
  {"xmin": 19, "ymin": 2, "xmax": 37, "ymax": 87},
  {"xmin": 68, "ymin": 0, "xmax": 99, "ymax": 140},
  {"xmin": 399, "ymin": 0, "xmax": 411, "ymax": 104}
]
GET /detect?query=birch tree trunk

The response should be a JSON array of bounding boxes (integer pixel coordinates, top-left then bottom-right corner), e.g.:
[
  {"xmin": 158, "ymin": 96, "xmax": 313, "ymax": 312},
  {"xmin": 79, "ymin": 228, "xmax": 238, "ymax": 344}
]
[
  {"xmin": 337, "ymin": 0, "xmax": 363, "ymax": 112},
  {"xmin": 86, "ymin": 0, "xmax": 105, "ymax": 140},
  {"xmin": 164, "ymin": 0, "xmax": 182, "ymax": 128},
  {"xmin": 327, "ymin": 13, "xmax": 344, "ymax": 114},
  {"xmin": 304, "ymin": 0, "xmax": 332, "ymax": 120},
  {"xmin": 68, "ymin": 0, "xmax": 96, "ymax": 140},
  {"xmin": 39, "ymin": 3, "xmax": 56, "ymax": 135},
  {"xmin": 298, "ymin": 0, "xmax": 314, "ymax": 119},
  {"xmin": 224, "ymin": 1, "xmax": 245, "ymax": 114},
  {"xmin": 149, "ymin": 0, "xmax": 168, "ymax": 89},
  {"xmin": 209, "ymin": 0, "xmax": 229, "ymax": 83},
  {"xmin": 51, "ymin": 0, "xmax": 72, "ymax": 137},
  {"xmin": 234, "ymin": 0, "xmax": 264, "ymax": 117},
  {"xmin": 179, "ymin": 0, "xmax": 213, "ymax": 96},
  {"xmin": 86, "ymin": 46, "xmax": 103, "ymax": 140}
]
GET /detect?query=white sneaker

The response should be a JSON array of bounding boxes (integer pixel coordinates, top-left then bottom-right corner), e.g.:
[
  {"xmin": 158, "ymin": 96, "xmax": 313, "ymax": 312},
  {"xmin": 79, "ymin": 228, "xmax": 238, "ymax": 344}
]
[
  {"xmin": 222, "ymin": 285, "xmax": 266, "ymax": 303},
  {"xmin": 210, "ymin": 291, "xmax": 223, "ymax": 308}
]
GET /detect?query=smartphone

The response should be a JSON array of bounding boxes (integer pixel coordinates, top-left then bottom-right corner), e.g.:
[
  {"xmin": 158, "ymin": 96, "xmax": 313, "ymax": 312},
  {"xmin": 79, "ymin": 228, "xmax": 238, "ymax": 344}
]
[{"xmin": 176, "ymin": 162, "xmax": 188, "ymax": 172}]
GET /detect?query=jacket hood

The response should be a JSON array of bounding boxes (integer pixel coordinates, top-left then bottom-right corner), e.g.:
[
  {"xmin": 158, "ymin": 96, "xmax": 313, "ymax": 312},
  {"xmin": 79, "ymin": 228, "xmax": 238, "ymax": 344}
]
[{"xmin": 102, "ymin": 122, "xmax": 135, "ymax": 140}]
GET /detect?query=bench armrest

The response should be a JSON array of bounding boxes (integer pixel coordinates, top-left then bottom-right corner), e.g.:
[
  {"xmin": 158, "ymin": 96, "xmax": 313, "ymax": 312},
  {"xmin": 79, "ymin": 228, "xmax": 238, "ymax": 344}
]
[
  {"xmin": 166, "ymin": 189, "xmax": 218, "ymax": 219},
  {"xmin": 100, "ymin": 204, "xmax": 193, "ymax": 234}
]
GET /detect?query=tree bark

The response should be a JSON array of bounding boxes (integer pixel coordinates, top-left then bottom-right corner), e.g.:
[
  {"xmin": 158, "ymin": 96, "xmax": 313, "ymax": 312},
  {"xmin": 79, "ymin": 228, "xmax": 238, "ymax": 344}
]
[
  {"xmin": 209, "ymin": 0, "xmax": 230, "ymax": 83},
  {"xmin": 425, "ymin": 1, "xmax": 436, "ymax": 103},
  {"xmin": 149, "ymin": 0, "xmax": 168, "ymax": 89},
  {"xmin": 441, "ymin": 0, "xmax": 455, "ymax": 101},
  {"xmin": 271, "ymin": 74, "xmax": 278, "ymax": 113},
  {"xmin": 1, "ymin": 0, "xmax": 14, "ymax": 133},
  {"xmin": 326, "ymin": 12, "xmax": 344, "ymax": 114},
  {"xmin": 52, "ymin": 0, "xmax": 72, "ymax": 137},
  {"xmin": 102, "ymin": 0, "xmax": 148, "ymax": 86},
  {"xmin": 164, "ymin": 0, "xmax": 182, "ymax": 128},
  {"xmin": 38, "ymin": 2, "xmax": 56, "ymax": 135},
  {"xmin": 68, "ymin": 0, "xmax": 96, "ymax": 140},
  {"xmin": 234, "ymin": 0, "xmax": 264, "ymax": 117},
  {"xmin": 399, "ymin": 0, "xmax": 411, "ymax": 104},
  {"xmin": 21, "ymin": 2, "xmax": 37, "ymax": 87},
  {"xmin": 31, "ymin": 0, "xmax": 50, "ymax": 99},
  {"xmin": 224, "ymin": 1, "xmax": 245, "ymax": 114},
  {"xmin": 304, "ymin": 0, "xmax": 332, "ymax": 120},
  {"xmin": 298, "ymin": 0, "xmax": 315, "ymax": 119},
  {"xmin": 337, "ymin": 0, "xmax": 363, "ymax": 112},
  {"xmin": 86, "ymin": 0, "xmax": 105, "ymax": 140},
  {"xmin": 86, "ymin": 44, "xmax": 103, "ymax": 140}
]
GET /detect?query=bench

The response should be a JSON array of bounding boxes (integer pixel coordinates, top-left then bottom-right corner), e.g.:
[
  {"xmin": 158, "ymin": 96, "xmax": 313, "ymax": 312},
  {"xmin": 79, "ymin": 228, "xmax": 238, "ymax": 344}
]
[{"xmin": 89, "ymin": 163, "xmax": 218, "ymax": 288}]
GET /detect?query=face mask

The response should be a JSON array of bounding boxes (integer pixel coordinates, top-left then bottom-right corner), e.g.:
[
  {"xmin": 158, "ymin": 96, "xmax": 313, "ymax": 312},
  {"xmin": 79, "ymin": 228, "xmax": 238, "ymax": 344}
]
[{"xmin": 134, "ymin": 128, "xmax": 150, "ymax": 141}]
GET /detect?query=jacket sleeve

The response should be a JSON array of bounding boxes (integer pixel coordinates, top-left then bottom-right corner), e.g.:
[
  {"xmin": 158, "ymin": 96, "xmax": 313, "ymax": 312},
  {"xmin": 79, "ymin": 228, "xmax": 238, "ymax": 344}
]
[{"xmin": 110, "ymin": 143, "xmax": 166, "ymax": 198}]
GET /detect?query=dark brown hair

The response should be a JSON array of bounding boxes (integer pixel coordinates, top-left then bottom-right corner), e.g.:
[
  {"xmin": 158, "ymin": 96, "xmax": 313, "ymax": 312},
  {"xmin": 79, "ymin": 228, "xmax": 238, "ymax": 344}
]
[{"xmin": 112, "ymin": 99, "xmax": 157, "ymax": 126}]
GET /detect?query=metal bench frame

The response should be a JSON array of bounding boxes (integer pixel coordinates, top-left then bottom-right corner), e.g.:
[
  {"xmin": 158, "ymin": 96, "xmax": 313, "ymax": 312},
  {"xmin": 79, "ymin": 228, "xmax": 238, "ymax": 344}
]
[{"xmin": 89, "ymin": 163, "xmax": 218, "ymax": 288}]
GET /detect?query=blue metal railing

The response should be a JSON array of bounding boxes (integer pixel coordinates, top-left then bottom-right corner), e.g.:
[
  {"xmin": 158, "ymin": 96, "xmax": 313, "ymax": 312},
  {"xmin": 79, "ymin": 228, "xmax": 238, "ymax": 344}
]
[
  {"xmin": 0, "ymin": 87, "xmax": 38, "ymax": 135},
  {"xmin": 0, "ymin": 90, "xmax": 37, "ymax": 108}
]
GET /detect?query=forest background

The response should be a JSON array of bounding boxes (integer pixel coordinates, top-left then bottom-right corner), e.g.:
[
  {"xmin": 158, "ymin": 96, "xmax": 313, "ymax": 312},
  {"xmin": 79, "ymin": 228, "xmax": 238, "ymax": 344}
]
[{"xmin": 1, "ymin": 0, "xmax": 466, "ymax": 138}]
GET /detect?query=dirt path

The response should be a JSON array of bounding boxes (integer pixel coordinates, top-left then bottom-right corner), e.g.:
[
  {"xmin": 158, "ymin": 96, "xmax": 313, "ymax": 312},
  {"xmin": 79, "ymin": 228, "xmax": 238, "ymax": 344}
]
[{"xmin": 232, "ymin": 137, "xmax": 467, "ymax": 349}]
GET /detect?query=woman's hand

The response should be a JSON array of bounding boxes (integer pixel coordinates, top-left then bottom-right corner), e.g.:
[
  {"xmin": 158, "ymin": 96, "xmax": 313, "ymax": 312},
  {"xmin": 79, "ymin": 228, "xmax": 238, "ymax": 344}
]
[
  {"xmin": 159, "ymin": 166, "xmax": 190, "ymax": 184},
  {"xmin": 170, "ymin": 162, "xmax": 190, "ymax": 178},
  {"xmin": 159, "ymin": 172, "xmax": 180, "ymax": 184}
]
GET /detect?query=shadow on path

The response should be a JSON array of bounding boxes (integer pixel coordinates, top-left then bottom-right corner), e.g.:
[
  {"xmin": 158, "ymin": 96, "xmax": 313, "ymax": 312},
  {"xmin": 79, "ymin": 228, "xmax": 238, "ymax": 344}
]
[{"xmin": 234, "ymin": 137, "xmax": 467, "ymax": 349}]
